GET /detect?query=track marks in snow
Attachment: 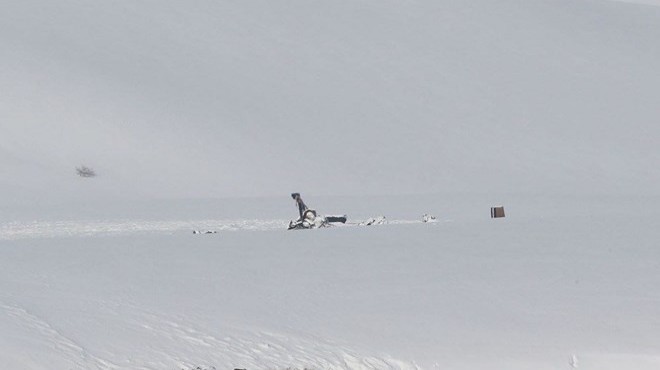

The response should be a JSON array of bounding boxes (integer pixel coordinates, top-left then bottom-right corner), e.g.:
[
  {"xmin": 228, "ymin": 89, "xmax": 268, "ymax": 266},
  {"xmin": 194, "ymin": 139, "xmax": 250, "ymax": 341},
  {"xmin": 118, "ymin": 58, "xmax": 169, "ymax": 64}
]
[
  {"xmin": 0, "ymin": 218, "xmax": 443, "ymax": 240},
  {"xmin": 0, "ymin": 219, "xmax": 288, "ymax": 240},
  {"xmin": 0, "ymin": 298, "xmax": 415, "ymax": 369},
  {"xmin": 0, "ymin": 302, "xmax": 118, "ymax": 370},
  {"xmin": 118, "ymin": 305, "xmax": 419, "ymax": 370}
]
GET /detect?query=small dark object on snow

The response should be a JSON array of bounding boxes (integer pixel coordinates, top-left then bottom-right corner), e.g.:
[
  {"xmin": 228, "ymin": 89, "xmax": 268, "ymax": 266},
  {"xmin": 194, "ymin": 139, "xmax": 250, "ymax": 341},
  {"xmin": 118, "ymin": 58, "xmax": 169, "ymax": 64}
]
[
  {"xmin": 491, "ymin": 206, "xmax": 505, "ymax": 218},
  {"xmin": 325, "ymin": 215, "xmax": 347, "ymax": 223}
]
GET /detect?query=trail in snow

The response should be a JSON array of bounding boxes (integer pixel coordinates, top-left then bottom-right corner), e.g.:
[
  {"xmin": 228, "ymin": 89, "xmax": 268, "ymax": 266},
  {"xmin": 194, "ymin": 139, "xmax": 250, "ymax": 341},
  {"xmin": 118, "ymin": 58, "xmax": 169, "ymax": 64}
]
[
  {"xmin": 0, "ymin": 219, "xmax": 287, "ymax": 240},
  {"xmin": 0, "ymin": 218, "xmax": 440, "ymax": 240},
  {"xmin": 0, "ymin": 302, "xmax": 119, "ymax": 369},
  {"xmin": 0, "ymin": 299, "xmax": 418, "ymax": 370},
  {"xmin": 120, "ymin": 303, "xmax": 420, "ymax": 370}
]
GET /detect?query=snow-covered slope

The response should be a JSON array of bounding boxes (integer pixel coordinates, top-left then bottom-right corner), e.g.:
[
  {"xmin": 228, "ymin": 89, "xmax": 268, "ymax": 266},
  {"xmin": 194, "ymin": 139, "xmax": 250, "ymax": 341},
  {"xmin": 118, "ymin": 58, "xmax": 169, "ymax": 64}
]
[
  {"xmin": 2, "ymin": 194, "xmax": 660, "ymax": 369},
  {"xmin": 2, "ymin": 0, "xmax": 660, "ymax": 203}
]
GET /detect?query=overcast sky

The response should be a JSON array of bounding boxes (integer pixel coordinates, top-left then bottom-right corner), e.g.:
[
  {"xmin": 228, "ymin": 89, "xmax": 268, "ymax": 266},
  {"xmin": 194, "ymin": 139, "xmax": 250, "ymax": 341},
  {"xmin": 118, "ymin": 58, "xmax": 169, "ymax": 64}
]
[{"xmin": 1, "ymin": 0, "xmax": 659, "ymax": 203}]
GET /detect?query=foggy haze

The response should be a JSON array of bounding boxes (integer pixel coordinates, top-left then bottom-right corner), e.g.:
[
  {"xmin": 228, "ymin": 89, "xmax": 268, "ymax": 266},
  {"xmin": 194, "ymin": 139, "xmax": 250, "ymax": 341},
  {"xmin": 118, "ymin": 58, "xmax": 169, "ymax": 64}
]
[{"xmin": 2, "ymin": 0, "xmax": 659, "ymax": 203}]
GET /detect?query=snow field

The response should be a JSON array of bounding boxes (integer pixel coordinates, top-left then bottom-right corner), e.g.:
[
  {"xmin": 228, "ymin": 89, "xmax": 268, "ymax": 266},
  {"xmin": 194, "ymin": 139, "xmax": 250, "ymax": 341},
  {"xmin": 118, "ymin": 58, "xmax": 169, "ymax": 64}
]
[{"xmin": 1, "ymin": 195, "xmax": 660, "ymax": 369}]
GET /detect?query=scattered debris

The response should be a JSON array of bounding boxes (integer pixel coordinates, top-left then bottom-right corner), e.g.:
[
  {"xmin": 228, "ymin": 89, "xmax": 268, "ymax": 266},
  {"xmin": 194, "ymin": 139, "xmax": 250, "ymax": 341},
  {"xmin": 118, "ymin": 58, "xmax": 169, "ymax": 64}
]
[
  {"xmin": 287, "ymin": 193, "xmax": 348, "ymax": 230},
  {"xmin": 422, "ymin": 214, "xmax": 437, "ymax": 223},
  {"xmin": 193, "ymin": 230, "xmax": 217, "ymax": 234},
  {"xmin": 288, "ymin": 209, "xmax": 329, "ymax": 230},
  {"xmin": 361, "ymin": 216, "xmax": 388, "ymax": 226}
]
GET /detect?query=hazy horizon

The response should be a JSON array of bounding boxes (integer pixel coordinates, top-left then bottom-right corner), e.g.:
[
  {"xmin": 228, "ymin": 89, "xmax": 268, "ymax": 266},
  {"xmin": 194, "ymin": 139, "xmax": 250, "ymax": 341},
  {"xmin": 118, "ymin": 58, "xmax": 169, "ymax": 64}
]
[{"xmin": 2, "ymin": 0, "xmax": 659, "ymax": 204}]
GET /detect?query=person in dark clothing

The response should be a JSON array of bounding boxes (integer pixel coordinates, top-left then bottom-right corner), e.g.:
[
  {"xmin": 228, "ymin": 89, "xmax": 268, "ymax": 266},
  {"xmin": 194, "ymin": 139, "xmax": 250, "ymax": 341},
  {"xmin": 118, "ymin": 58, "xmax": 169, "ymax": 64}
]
[{"xmin": 291, "ymin": 193, "xmax": 308, "ymax": 221}]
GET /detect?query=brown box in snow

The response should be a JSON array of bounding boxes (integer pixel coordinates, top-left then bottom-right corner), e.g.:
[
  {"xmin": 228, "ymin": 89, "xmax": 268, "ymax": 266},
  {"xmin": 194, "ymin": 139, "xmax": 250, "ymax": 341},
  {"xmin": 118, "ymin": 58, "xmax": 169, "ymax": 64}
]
[{"xmin": 491, "ymin": 206, "xmax": 505, "ymax": 218}]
